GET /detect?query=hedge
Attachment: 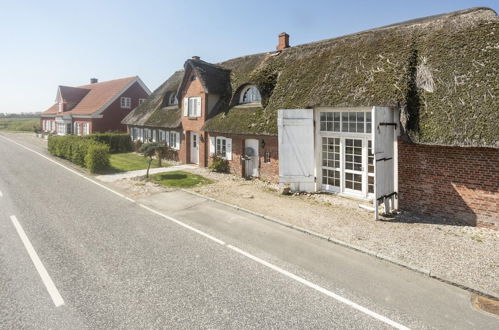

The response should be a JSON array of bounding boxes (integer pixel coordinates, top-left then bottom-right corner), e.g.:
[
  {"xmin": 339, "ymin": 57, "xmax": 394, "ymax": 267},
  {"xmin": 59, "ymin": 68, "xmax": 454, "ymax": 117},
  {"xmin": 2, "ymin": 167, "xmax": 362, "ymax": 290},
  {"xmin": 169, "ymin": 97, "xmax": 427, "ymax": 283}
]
[
  {"xmin": 87, "ymin": 133, "xmax": 132, "ymax": 153},
  {"xmin": 48, "ymin": 135, "xmax": 110, "ymax": 173}
]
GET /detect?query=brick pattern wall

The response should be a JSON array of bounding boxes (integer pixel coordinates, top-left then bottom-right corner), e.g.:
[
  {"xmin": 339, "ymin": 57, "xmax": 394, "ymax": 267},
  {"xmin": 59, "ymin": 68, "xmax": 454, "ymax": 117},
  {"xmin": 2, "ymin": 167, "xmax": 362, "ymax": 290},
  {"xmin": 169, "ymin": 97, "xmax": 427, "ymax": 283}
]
[
  {"xmin": 398, "ymin": 141, "xmax": 499, "ymax": 226},
  {"xmin": 207, "ymin": 133, "xmax": 279, "ymax": 182},
  {"xmin": 180, "ymin": 73, "xmax": 207, "ymax": 166}
]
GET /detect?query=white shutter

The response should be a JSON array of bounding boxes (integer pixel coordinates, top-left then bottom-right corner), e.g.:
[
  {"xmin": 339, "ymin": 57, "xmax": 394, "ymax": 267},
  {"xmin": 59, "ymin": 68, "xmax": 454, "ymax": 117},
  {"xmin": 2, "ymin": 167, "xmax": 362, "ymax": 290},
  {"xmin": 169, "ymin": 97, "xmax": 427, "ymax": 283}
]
[
  {"xmin": 277, "ymin": 109, "xmax": 315, "ymax": 192},
  {"xmin": 373, "ymin": 106, "xmax": 397, "ymax": 214},
  {"xmin": 175, "ymin": 132, "xmax": 180, "ymax": 150},
  {"xmin": 226, "ymin": 138, "xmax": 232, "ymax": 160},
  {"xmin": 196, "ymin": 97, "xmax": 202, "ymax": 117},
  {"xmin": 183, "ymin": 98, "xmax": 189, "ymax": 116},
  {"xmin": 209, "ymin": 136, "xmax": 215, "ymax": 155}
]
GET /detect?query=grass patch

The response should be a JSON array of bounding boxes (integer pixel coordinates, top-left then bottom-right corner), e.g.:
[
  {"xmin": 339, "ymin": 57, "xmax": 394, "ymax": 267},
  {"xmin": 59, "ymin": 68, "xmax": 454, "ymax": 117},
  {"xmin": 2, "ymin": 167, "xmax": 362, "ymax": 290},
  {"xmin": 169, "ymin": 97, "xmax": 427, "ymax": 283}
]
[
  {"xmin": 0, "ymin": 118, "xmax": 39, "ymax": 131},
  {"xmin": 106, "ymin": 152, "xmax": 168, "ymax": 173},
  {"xmin": 150, "ymin": 171, "xmax": 213, "ymax": 188}
]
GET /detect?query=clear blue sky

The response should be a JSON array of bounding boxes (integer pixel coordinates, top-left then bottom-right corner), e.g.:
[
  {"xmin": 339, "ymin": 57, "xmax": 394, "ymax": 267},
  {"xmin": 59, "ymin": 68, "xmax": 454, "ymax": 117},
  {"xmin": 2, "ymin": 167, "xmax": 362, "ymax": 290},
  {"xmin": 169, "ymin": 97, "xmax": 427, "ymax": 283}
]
[{"xmin": 1, "ymin": 0, "xmax": 497, "ymax": 113}]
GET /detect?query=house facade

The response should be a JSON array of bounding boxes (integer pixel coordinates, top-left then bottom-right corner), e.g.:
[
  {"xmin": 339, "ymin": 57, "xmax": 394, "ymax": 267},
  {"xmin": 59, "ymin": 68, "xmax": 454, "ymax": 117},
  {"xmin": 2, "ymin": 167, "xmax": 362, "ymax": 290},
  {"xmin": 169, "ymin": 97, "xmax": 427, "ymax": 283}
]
[
  {"xmin": 123, "ymin": 7, "xmax": 498, "ymax": 226},
  {"xmin": 41, "ymin": 76, "xmax": 150, "ymax": 136}
]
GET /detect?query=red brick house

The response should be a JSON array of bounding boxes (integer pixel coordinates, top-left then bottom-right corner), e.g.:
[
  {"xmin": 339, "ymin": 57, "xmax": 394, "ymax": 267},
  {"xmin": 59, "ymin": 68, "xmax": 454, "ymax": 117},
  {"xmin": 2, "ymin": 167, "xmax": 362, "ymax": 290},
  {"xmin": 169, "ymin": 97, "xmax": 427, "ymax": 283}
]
[
  {"xmin": 41, "ymin": 76, "xmax": 150, "ymax": 135},
  {"xmin": 123, "ymin": 8, "xmax": 498, "ymax": 226}
]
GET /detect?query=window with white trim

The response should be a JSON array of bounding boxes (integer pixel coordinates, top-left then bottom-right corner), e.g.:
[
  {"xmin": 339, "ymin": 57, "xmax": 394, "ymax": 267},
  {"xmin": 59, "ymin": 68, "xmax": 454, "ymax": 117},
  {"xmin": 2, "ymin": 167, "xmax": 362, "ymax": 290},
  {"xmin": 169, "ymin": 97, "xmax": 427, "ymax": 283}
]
[
  {"xmin": 120, "ymin": 97, "xmax": 132, "ymax": 109},
  {"xmin": 138, "ymin": 98, "xmax": 146, "ymax": 105},
  {"xmin": 74, "ymin": 122, "xmax": 81, "ymax": 136},
  {"xmin": 320, "ymin": 111, "xmax": 372, "ymax": 133},
  {"xmin": 214, "ymin": 136, "xmax": 232, "ymax": 160},
  {"xmin": 82, "ymin": 123, "xmax": 90, "ymax": 135},
  {"xmin": 240, "ymin": 85, "xmax": 261, "ymax": 104},
  {"xmin": 318, "ymin": 109, "xmax": 374, "ymax": 199},
  {"xmin": 187, "ymin": 97, "xmax": 201, "ymax": 117},
  {"xmin": 169, "ymin": 131, "xmax": 180, "ymax": 150},
  {"xmin": 168, "ymin": 93, "xmax": 178, "ymax": 105}
]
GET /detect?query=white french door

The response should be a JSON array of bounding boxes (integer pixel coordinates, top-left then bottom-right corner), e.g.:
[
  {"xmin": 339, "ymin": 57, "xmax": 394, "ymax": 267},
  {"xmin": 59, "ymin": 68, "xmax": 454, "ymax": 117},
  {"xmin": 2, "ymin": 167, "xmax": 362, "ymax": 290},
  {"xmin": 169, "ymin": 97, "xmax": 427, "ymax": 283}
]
[
  {"xmin": 320, "ymin": 136, "xmax": 373, "ymax": 199},
  {"xmin": 344, "ymin": 138, "xmax": 363, "ymax": 194}
]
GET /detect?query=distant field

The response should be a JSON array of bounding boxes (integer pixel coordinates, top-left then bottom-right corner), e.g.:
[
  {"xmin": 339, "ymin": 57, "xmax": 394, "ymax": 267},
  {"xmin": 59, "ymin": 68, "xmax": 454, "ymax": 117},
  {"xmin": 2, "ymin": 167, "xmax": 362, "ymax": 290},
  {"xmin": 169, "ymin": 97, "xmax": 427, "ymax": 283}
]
[{"xmin": 0, "ymin": 118, "xmax": 39, "ymax": 131}]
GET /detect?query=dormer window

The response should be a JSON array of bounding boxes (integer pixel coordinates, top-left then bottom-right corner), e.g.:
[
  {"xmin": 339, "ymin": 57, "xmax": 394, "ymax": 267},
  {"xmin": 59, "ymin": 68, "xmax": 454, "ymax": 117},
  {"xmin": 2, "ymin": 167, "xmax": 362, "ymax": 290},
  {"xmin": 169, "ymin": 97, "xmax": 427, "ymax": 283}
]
[
  {"xmin": 168, "ymin": 93, "xmax": 178, "ymax": 105},
  {"xmin": 240, "ymin": 85, "xmax": 261, "ymax": 104}
]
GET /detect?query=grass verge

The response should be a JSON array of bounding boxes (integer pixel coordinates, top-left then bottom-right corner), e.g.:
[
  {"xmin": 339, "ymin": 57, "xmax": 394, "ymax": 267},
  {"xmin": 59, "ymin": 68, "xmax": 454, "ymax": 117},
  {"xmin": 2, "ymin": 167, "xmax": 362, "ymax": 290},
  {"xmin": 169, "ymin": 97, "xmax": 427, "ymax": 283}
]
[
  {"xmin": 0, "ymin": 118, "xmax": 39, "ymax": 131},
  {"xmin": 150, "ymin": 171, "xmax": 213, "ymax": 188},
  {"xmin": 106, "ymin": 153, "xmax": 169, "ymax": 173}
]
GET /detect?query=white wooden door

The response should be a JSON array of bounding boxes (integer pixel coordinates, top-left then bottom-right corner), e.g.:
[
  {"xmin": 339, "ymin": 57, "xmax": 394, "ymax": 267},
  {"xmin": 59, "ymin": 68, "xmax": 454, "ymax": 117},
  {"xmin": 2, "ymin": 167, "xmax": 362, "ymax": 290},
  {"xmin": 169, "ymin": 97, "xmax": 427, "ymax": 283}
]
[
  {"xmin": 373, "ymin": 106, "xmax": 396, "ymax": 215},
  {"xmin": 245, "ymin": 139, "xmax": 259, "ymax": 177},
  {"xmin": 278, "ymin": 109, "xmax": 315, "ymax": 192},
  {"xmin": 190, "ymin": 132, "xmax": 199, "ymax": 164}
]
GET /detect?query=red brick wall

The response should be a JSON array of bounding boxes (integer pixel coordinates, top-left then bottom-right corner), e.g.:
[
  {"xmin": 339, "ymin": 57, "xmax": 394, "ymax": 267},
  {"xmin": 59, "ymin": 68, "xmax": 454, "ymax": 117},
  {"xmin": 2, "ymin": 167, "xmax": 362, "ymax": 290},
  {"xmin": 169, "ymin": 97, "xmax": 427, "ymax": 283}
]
[
  {"xmin": 180, "ymin": 73, "xmax": 208, "ymax": 166},
  {"xmin": 207, "ymin": 133, "xmax": 279, "ymax": 182},
  {"xmin": 92, "ymin": 81, "xmax": 149, "ymax": 133},
  {"xmin": 398, "ymin": 141, "xmax": 499, "ymax": 226}
]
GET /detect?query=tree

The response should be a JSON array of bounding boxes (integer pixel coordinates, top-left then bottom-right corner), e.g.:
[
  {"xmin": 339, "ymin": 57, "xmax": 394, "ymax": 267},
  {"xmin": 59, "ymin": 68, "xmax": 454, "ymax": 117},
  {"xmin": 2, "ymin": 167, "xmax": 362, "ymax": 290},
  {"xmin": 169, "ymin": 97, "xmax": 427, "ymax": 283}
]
[{"xmin": 138, "ymin": 142, "xmax": 168, "ymax": 178}]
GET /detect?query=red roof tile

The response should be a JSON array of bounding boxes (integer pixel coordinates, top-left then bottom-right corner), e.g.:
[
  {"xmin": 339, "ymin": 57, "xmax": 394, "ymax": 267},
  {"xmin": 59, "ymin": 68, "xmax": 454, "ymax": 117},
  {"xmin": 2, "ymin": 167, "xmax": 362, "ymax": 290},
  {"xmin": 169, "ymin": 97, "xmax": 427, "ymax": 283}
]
[{"xmin": 42, "ymin": 76, "xmax": 137, "ymax": 116}]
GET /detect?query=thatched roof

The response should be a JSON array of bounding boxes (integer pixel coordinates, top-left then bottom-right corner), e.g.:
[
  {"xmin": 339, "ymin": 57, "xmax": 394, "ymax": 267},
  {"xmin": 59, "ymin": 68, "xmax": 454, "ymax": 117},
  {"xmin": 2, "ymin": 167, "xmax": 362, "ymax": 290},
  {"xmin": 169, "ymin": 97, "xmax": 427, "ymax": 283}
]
[
  {"xmin": 122, "ymin": 71, "xmax": 184, "ymax": 128},
  {"xmin": 127, "ymin": 7, "xmax": 499, "ymax": 147}
]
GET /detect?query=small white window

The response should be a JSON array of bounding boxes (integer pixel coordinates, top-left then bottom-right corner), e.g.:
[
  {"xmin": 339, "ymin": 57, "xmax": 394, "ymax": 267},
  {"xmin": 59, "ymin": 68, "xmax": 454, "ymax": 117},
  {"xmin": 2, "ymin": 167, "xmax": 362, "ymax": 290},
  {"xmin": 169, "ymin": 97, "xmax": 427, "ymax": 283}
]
[
  {"xmin": 138, "ymin": 98, "xmax": 146, "ymax": 105},
  {"xmin": 82, "ymin": 123, "xmax": 90, "ymax": 135},
  {"xmin": 184, "ymin": 97, "xmax": 201, "ymax": 117},
  {"xmin": 240, "ymin": 85, "xmax": 261, "ymax": 104},
  {"xmin": 169, "ymin": 93, "xmax": 178, "ymax": 105},
  {"xmin": 120, "ymin": 97, "xmax": 132, "ymax": 109},
  {"xmin": 169, "ymin": 131, "xmax": 180, "ymax": 150},
  {"xmin": 214, "ymin": 136, "xmax": 232, "ymax": 160}
]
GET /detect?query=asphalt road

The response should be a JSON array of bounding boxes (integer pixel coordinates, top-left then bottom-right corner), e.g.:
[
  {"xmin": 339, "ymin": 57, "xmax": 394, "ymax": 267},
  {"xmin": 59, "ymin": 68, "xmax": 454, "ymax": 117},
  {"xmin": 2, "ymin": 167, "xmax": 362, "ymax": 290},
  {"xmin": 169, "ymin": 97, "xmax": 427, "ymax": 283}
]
[{"xmin": 0, "ymin": 132, "xmax": 497, "ymax": 329}]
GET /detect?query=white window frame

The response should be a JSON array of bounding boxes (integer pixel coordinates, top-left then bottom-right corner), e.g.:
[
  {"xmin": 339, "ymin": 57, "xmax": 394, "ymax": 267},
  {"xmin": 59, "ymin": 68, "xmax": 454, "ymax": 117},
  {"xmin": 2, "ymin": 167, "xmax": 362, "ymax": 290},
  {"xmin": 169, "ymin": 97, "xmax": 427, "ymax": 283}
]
[
  {"xmin": 316, "ymin": 108, "xmax": 374, "ymax": 200},
  {"xmin": 186, "ymin": 97, "xmax": 201, "ymax": 117},
  {"xmin": 138, "ymin": 98, "xmax": 146, "ymax": 105},
  {"xmin": 74, "ymin": 122, "xmax": 81, "ymax": 136},
  {"xmin": 169, "ymin": 131, "xmax": 180, "ymax": 150},
  {"xmin": 120, "ymin": 97, "xmax": 132, "ymax": 109},
  {"xmin": 213, "ymin": 136, "xmax": 232, "ymax": 160},
  {"xmin": 239, "ymin": 85, "xmax": 262, "ymax": 104},
  {"xmin": 82, "ymin": 123, "xmax": 90, "ymax": 135}
]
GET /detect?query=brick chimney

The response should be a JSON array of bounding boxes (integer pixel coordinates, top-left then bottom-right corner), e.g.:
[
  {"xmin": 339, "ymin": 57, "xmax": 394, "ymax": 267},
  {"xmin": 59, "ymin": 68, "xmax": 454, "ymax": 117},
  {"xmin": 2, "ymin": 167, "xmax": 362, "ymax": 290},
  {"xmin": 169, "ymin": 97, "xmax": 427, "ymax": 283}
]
[
  {"xmin": 276, "ymin": 32, "xmax": 290, "ymax": 51},
  {"xmin": 90, "ymin": 78, "xmax": 98, "ymax": 84}
]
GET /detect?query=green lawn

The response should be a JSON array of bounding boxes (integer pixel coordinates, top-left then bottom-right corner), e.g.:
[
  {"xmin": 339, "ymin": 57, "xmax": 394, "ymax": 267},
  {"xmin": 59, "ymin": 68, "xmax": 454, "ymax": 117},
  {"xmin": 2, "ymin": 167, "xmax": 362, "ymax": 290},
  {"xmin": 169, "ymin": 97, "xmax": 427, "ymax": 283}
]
[
  {"xmin": 0, "ymin": 118, "xmax": 39, "ymax": 131},
  {"xmin": 150, "ymin": 171, "xmax": 213, "ymax": 188},
  {"xmin": 108, "ymin": 152, "xmax": 169, "ymax": 173}
]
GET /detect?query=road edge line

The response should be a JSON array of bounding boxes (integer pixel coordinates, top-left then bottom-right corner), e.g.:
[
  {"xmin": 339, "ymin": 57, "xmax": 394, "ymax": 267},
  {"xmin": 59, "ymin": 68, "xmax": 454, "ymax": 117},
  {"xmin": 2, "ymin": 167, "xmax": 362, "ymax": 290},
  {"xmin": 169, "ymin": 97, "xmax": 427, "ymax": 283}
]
[{"xmin": 181, "ymin": 189, "xmax": 499, "ymax": 301}]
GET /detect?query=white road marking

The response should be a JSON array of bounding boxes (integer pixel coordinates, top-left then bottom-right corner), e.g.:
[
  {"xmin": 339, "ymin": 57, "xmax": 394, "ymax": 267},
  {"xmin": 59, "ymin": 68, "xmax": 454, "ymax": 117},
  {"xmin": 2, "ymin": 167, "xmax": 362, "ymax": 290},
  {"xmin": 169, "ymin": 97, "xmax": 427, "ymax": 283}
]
[
  {"xmin": 0, "ymin": 135, "xmax": 133, "ymax": 202},
  {"xmin": 10, "ymin": 215, "xmax": 65, "ymax": 307},
  {"xmin": 0, "ymin": 134, "xmax": 409, "ymax": 328}
]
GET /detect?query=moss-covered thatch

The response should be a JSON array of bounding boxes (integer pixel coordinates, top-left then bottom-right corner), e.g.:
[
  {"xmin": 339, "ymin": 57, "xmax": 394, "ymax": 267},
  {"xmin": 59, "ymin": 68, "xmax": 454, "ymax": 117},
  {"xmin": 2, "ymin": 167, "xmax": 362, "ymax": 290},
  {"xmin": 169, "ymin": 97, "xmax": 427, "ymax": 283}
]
[
  {"xmin": 128, "ymin": 7, "xmax": 499, "ymax": 147},
  {"xmin": 207, "ymin": 7, "xmax": 499, "ymax": 147},
  {"xmin": 122, "ymin": 70, "xmax": 184, "ymax": 128}
]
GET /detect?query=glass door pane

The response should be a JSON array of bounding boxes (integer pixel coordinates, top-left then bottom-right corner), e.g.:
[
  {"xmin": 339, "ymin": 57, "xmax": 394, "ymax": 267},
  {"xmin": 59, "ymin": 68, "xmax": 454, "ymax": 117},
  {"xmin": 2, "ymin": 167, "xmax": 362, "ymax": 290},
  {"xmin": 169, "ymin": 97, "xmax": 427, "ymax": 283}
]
[
  {"xmin": 321, "ymin": 137, "xmax": 340, "ymax": 191},
  {"xmin": 344, "ymin": 138, "xmax": 363, "ymax": 193}
]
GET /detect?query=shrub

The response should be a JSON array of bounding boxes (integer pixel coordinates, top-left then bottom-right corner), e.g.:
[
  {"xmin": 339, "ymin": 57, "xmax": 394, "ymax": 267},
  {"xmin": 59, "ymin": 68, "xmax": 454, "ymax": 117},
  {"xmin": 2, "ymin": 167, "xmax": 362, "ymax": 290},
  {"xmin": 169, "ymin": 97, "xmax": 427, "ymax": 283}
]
[
  {"xmin": 85, "ymin": 144, "xmax": 110, "ymax": 173},
  {"xmin": 132, "ymin": 139, "xmax": 143, "ymax": 152},
  {"xmin": 48, "ymin": 135, "xmax": 110, "ymax": 172},
  {"xmin": 209, "ymin": 155, "xmax": 230, "ymax": 173},
  {"xmin": 87, "ymin": 133, "xmax": 132, "ymax": 153}
]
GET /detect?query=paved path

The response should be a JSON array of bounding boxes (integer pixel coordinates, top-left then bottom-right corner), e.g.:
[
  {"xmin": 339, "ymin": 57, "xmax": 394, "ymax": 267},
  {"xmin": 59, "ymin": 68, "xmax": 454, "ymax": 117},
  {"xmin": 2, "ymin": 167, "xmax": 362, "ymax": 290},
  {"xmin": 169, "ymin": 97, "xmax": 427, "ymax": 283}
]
[
  {"xmin": 0, "ymin": 132, "xmax": 497, "ymax": 329},
  {"xmin": 95, "ymin": 164, "xmax": 197, "ymax": 182}
]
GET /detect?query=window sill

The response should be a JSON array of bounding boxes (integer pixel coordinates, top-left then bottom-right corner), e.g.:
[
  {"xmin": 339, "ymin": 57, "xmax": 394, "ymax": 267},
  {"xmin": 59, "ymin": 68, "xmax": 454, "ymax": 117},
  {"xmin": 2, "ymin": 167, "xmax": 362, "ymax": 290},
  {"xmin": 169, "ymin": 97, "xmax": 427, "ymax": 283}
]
[{"xmin": 187, "ymin": 116, "xmax": 200, "ymax": 120}]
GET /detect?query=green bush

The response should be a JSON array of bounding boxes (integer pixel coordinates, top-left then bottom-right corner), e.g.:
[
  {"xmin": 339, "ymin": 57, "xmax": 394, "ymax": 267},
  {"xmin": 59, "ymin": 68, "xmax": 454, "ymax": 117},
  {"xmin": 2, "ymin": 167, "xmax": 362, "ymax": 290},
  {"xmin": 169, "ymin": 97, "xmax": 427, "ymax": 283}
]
[
  {"xmin": 209, "ymin": 155, "xmax": 230, "ymax": 173},
  {"xmin": 48, "ymin": 135, "xmax": 110, "ymax": 172},
  {"xmin": 85, "ymin": 144, "xmax": 110, "ymax": 173},
  {"xmin": 87, "ymin": 133, "xmax": 132, "ymax": 153}
]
